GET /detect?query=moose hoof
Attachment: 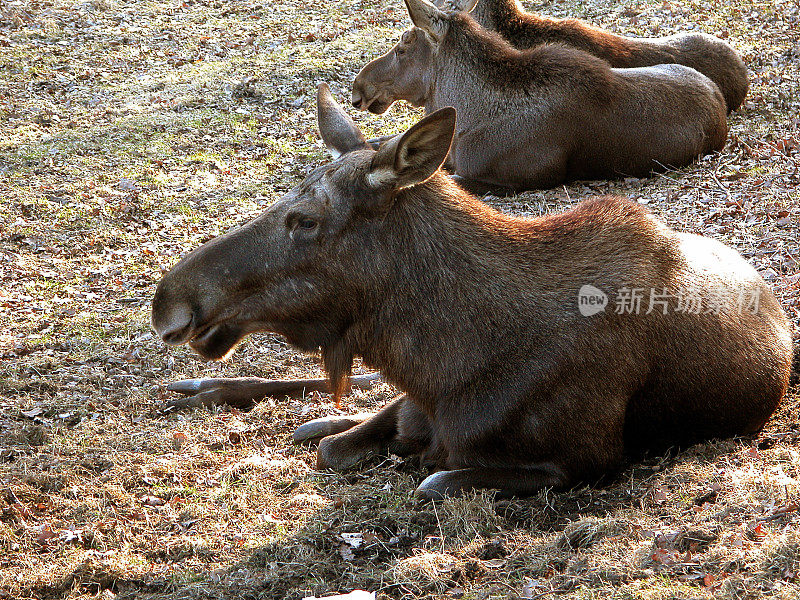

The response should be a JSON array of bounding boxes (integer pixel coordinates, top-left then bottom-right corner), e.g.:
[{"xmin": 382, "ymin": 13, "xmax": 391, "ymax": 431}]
[
  {"xmin": 316, "ymin": 435, "xmax": 374, "ymax": 472},
  {"xmin": 165, "ymin": 379, "xmax": 207, "ymax": 394},
  {"xmin": 292, "ymin": 415, "xmax": 368, "ymax": 445},
  {"xmin": 414, "ymin": 470, "xmax": 466, "ymax": 500}
]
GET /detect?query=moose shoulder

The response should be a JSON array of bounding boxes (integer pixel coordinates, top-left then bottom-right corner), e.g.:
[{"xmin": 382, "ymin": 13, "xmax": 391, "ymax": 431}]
[
  {"xmin": 152, "ymin": 85, "xmax": 793, "ymax": 499},
  {"xmin": 352, "ymin": 0, "xmax": 727, "ymax": 192},
  {"xmin": 439, "ymin": 0, "xmax": 747, "ymax": 112}
]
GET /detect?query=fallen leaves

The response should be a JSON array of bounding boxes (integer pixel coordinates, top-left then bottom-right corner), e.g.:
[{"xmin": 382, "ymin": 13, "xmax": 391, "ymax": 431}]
[
  {"xmin": 139, "ymin": 495, "xmax": 166, "ymax": 507},
  {"xmin": 0, "ymin": 0, "xmax": 798, "ymax": 598},
  {"xmin": 303, "ymin": 591, "xmax": 375, "ymax": 600},
  {"xmin": 20, "ymin": 406, "xmax": 44, "ymax": 419}
]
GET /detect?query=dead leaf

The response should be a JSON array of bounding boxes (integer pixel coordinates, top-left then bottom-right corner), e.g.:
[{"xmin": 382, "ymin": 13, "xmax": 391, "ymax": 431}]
[
  {"xmin": 303, "ymin": 591, "xmax": 374, "ymax": 600},
  {"xmin": 340, "ymin": 532, "xmax": 363, "ymax": 548},
  {"xmin": 172, "ymin": 431, "xmax": 188, "ymax": 450},
  {"xmin": 746, "ymin": 521, "xmax": 767, "ymax": 541},
  {"xmin": 37, "ymin": 524, "xmax": 57, "ymax": 544},
  {"xmin": 482, "ymin": 558, "xmax": 507, "ymax": 568},
  {"xmin": 139, "ymin": 495, "xmax": 166, "ymax": 507},
  {"xmin": 651, "ymin": 486, "xmax": 668, "ymax": 503}
]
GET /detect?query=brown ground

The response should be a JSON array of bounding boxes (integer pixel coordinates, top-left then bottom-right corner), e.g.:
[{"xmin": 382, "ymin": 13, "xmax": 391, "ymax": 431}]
[{"xmin": 1, "ymin": 0, "xmax": 798, "ymax": 598}]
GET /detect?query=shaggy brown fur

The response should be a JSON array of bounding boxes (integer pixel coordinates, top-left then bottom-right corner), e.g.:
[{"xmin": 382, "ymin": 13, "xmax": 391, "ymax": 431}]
[
  {"xmin": 352, "ymin": 0, "xmax": 727, "ymax": 191},
  {"xmin": 440, "ymin": 0, "xmax": 747, "ymax": 112},
  {"xmin": 152, "ymin": 86, "xmax": 793, "ymax": 499}
]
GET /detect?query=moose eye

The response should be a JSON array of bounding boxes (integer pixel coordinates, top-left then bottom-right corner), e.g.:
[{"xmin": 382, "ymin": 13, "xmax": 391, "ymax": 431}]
[
  {"xmin": 286, "ymin": 211, "xmax": 320, "ymax": 235},
  {"xmin": 396, "ymin": 46, "xmax": 406, "ymax": 57},
  {"xmin": 296, "ymin": 217, "xmax": 318, "ymax": 230}
]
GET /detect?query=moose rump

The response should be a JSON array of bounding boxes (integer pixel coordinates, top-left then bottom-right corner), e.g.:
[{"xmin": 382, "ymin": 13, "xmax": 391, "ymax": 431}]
[{"xmin": 352, "ymin": 0, "xmax": 728, "ymax": 191}]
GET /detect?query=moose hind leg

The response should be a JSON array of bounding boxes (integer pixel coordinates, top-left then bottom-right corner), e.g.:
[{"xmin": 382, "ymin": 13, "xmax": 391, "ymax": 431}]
[
  {"xmin": 414, "ymin": 463, "xmax": 568, "ymax": 500},
  {"xmin": 162, "ymin": 373, "xmax": 381, "ymax": 411},
  {"xmin": 389, "ymin": 396, "xmax": 434, "ymax": 457}
]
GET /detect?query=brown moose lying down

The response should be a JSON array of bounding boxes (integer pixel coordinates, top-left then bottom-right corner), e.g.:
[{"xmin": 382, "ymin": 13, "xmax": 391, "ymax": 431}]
[
  {"xmin": 152, "ymin": 85, "xmax": 794, "ymax": 499},
  {"xmin": 438, "ymin": 0, "xmax": 748, "ymax": 113},
  {"xmin": 352, "ymin": 0, "xmax": 728, "ymax": 191}
]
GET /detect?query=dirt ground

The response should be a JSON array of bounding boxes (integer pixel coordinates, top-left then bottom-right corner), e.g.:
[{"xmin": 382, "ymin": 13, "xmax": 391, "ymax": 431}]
[{"xmin": 1, "ymin": 0, "xmax": 799, "ymax": 598}]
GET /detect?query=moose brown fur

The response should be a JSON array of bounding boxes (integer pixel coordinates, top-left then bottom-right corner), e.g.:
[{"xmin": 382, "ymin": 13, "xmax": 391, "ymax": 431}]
[
  {"xmin": 352, "ymin": 0, "xmax": 727, "ymax": 191},
  {"xmin": 437, "ymin": 0, "xmax": 747, "ymax": 112},
  {"xmin": 151, "ymin": 84, "xmax": 793, "ymax": 499}
]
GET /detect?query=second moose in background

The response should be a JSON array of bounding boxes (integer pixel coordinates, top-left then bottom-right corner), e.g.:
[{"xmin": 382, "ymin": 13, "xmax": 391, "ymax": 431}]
[{"xmin": 353, "ymin": 0, "xmax": 728, "ymax": 191}]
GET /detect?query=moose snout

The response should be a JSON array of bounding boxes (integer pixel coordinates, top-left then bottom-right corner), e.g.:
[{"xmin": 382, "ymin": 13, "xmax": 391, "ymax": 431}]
[
  {"xmin": 152, "ymin": 301, "xmax": 195, "ymax": 346},
  {"xmin": 351, "ymin": 78, "xmax": 377, "ymax": 111},
  {"xmin": 351, "ymin": 88, "xmax": 366, "ymax": 110}
]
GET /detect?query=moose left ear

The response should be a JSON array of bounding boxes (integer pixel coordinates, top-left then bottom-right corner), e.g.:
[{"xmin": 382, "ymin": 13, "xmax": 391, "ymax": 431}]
[
  {"xmin": 404, "ymin": 0, "xmax": 448, "ymax": 40},
  {"xmin": 367, "ymin": 107, "xmax": 456, "ymax": 190},
  {"xmin": 317, "ymin": 83, "xmax": 369, "ymax": 158}
]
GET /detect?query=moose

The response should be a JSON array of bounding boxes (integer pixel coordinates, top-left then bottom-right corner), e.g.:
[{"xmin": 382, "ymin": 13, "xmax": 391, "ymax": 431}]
[
  {"xmin": 152, "ymin": 84, "xmax": 794, "ymax": 499},
  {"xmin": 351, "ymin": 0, "xmax": 728, "ymax": 191},
  {"xmin": 436, "ymin": 0, "xmax": 747, "ymax": 112}
]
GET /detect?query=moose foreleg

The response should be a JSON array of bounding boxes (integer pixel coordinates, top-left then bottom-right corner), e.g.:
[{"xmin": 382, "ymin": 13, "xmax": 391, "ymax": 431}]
[
  {"xmin": 313, "ymin": 395, "xmax": 410, "ymax": 471},
  {"xmin": 293, "ymin": 413, "xmax": 375, "ymax": 445},
  {"xmin": 162, "ymin": 372, "xmax": 382, "ymax": 411},
  {"xmin": 414, "ymin": 463, "xmax": 569, "ymax": 500}
]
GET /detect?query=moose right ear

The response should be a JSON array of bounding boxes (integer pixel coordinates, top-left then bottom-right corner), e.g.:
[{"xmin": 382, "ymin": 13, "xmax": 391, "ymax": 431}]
[
  {"xmin": 317, "ymin": 83, "xmax": 369, "ymax": 159},
  {"xmin": 367, "ymin": 107, "xmax": 456, "ymax": 190}
]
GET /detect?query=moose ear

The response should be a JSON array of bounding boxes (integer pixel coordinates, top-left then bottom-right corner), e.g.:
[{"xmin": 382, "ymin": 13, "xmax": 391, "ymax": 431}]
[
  {"xmin": 404, "ymin": 0, "xmax": 447, "ymax": 40},
  {"xmin": 316, "ymin": 83, "xmax": 369, "ymax": 158},
  {"xmin": 367, "ymin": 107, "xmax": 456, "ymax": 190}
]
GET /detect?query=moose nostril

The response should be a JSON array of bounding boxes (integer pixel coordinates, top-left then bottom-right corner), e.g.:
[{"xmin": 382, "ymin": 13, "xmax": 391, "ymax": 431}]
[
  {"xmin": 155, "ymin": 305, "xmax": 195, "ymax": 345},
  {"xmin": 162, "ymin": 322, "xmax": 192, "ymax": 345},
  {"xmin": 351, "ymin": 93, "xmax": 362, "ymax": 109}
]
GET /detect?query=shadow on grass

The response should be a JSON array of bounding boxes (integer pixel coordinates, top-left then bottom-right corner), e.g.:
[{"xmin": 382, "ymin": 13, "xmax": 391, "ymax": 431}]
[{"xmin": 15, "ymin": 436, "xmax": 755, "ymax": 600}]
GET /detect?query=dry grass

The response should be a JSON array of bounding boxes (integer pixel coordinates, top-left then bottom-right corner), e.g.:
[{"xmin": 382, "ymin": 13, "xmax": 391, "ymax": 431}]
[{"xmin": 1, "ymin": 0, "xmax": 799, "ymax": 598}]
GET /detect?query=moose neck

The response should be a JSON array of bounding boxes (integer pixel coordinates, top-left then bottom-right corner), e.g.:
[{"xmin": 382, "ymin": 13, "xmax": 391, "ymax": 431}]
[
  {"xmin": 344, "ymin": 175, "xmax": 552, "ymax": 409},
  {"xmin": 428, "ymin": 14, "xmax": 555, "ymax": 115}
]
